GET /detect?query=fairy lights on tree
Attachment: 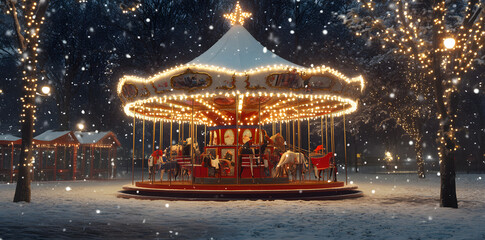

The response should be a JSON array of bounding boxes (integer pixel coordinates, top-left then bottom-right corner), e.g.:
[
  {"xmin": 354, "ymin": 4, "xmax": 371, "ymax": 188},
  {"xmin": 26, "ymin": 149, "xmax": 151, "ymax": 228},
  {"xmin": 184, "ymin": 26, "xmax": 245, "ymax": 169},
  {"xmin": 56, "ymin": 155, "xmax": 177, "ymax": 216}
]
[
  {"xmin": 348, "ymin": 0, "xmax": 484, "ymax": 208},
  {"xmin": 2, "ymin": 0, "xmax": 49, "ymax": 203},
  {"xmin": 120, "ymin": 0, "xmax": 142, "ymax": 14},
  {"xmin": 2, "ymin": 0, "xmax": 141, "ymax": 203}
]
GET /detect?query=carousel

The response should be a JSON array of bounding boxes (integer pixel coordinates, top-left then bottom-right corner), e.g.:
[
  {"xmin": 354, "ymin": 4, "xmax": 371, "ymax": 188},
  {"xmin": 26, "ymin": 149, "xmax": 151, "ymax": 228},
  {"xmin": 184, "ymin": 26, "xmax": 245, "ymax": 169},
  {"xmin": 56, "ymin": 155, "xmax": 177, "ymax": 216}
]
[{"xmin": 118, "ymin": 2, "xmax": 364, "ymax": 200}]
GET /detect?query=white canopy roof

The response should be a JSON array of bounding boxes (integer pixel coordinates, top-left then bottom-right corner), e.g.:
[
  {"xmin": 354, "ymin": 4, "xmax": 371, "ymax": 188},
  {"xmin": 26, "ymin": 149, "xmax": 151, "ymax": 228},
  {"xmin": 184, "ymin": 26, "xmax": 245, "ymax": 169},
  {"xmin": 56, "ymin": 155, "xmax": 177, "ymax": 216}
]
[{"xmin": 189, "ymin": 25, "xmax": 303, "ymax": 71}]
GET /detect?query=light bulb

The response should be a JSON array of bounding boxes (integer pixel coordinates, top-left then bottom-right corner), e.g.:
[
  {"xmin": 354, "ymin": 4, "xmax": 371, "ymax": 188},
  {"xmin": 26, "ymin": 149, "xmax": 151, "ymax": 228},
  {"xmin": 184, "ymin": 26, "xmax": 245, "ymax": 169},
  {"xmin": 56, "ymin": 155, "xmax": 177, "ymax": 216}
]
[
  {"xmin": 443, "ymin": 37, "xmax": 455, "ymax": 49},
  {"xmin": 41, "ymin": 86, "xmax": 51, "ymax": 95}
]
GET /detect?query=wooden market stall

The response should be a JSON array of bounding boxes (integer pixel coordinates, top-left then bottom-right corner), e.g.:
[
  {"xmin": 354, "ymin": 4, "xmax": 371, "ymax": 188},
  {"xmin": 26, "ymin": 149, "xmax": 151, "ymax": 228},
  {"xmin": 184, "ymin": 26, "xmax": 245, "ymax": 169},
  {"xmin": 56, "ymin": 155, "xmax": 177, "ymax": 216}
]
[
  {"xmin": 74, "ymin": 131, "xmax": 121, "ymax": 179},
  {"xmin": 0, "ymin": 134, "xmax": 21, "ymax": 182},
  {"xmin": 33, "ymin": 130, "xmax": 79, "ymax": 181}
]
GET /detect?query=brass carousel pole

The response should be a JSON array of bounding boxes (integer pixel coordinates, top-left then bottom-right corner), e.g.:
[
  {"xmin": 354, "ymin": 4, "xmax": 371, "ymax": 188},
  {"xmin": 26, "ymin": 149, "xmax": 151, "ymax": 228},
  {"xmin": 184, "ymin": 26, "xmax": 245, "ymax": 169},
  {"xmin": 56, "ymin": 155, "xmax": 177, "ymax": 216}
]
[
  {"xmin": 258, "ymin": 97, "xmax": 262, "ymax": 178},
  {"xmin": 160, "ymin": 119, "xmax": 163, "ymax": 182},
  {"xmin": 142, "ymin": 118, "xmax": 145, "ymax": 182},
  {"xmin": 132, "ymin": 117, "xmax": 136, "ymax": 185},
  {"xmin": 325, "ymin": 115, "xmax": 328, "ymax": 155},
  {"xmin": 179, "ymin": 121, "xmax": 182, "ymax": 144},
  {"xmin": 236, "ymin": 94, "xmax": 240, "ymax": 184},
  {"xmin": 331, "ymin": 115, "xmax": 336, "ymax": 182},
  {"xmin": 204, "ymin": 125, "xmax": 207, "ymax": 147},
  {"xmin": 292, "ymin": 120, "xmax": 296, "ymax": 152},
  {"xmin": 272, "ymin": 122, "xmax": 275, "ymax": 136},
  {"xmin": 325, "ymin": 115, "xmax": 329, "ymax": 180},
  {"xmin": 308, "ymin": 118, "xmax": 311, "ymax": 180},
  {"xmin": 279, "ymin": 120, "xmax": 282, "ymax": 136},
  {"xmin": 293, "ymin": 98, "xmax": 303, "ymax": 182},
  {"xmin": 160, "ymin": 120, "xmax": 163, "ymax": 150},
  {"xmin": 181, "ymin": 122, "xmax": 184, "ymax": 143},
  {"xmin": 344, "ymin": 114, "xmax": 348, "ymax": 185},
  {"xmin": 152, "ymin": 120, "xmax": 156, "ymax": 184},
  {"xmin": 170, "ymin": 106, "xmax": 174, "ymax": 185},
  {"xmin": 321, "ymin": 116, "xmax": 324, "ymax": 155},
  {"xmin": 191, "ymin": 99, "xmax": 194, "ymax": 185},
  {"xmin": 285, "ymin": 120, "xmax": 290, "ymax": 151}
]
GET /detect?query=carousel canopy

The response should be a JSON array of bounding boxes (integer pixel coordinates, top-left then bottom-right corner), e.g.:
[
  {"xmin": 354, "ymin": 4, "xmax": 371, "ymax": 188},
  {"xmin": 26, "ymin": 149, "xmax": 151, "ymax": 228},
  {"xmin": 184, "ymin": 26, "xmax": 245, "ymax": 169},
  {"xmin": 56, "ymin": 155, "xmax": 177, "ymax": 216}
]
[
  {"xmin": 117, "ymin": 4, "xmax": 364, "ymax": 126},
  {"xmin": 189, "ymin": 25, "xmax": 302, "ymax": 71}
]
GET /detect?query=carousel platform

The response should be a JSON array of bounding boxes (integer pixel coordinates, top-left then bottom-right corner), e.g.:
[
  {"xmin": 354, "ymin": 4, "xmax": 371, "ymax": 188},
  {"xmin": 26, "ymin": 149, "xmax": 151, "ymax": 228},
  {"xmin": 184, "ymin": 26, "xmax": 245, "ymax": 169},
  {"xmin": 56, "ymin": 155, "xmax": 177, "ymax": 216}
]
[{"xmin": 118, "ymin": 180, "xmax": 363, "ymax": 201}]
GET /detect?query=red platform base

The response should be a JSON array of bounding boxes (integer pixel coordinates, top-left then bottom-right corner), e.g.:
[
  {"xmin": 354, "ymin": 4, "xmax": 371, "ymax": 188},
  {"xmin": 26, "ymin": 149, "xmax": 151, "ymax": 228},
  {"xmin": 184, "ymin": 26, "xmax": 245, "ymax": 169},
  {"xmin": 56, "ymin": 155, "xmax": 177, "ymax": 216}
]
[{"xmin": 118, "ymin": 181, "xmax": 363, "ymax": 201}]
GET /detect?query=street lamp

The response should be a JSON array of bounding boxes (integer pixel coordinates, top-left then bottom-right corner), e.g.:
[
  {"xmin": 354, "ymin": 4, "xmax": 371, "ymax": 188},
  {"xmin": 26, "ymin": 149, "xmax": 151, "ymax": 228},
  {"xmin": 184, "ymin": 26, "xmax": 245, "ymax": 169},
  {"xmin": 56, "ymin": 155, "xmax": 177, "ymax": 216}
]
[
  {"xmin": 77, "ymin": 123, "xmax": 85, "ymax": 131},
  {"xmin": 39, "ymin": 85, "xmax": 51, "ymax": 96},
  {"xmin": 443, "ymin": 37, "xmax": 456, "ymax": 49}
]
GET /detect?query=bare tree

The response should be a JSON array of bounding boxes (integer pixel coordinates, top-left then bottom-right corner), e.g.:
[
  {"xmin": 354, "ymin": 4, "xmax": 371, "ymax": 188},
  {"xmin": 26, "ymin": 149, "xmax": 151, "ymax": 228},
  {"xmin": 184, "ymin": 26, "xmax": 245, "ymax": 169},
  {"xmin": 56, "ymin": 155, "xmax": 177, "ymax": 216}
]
[
  {"xmin": 2, "ymin": 0, "xmax": 141, "ymax": 202},
  {"xmin": 347, "ymin": 0, "xmax": 485, "ymax": 208}
]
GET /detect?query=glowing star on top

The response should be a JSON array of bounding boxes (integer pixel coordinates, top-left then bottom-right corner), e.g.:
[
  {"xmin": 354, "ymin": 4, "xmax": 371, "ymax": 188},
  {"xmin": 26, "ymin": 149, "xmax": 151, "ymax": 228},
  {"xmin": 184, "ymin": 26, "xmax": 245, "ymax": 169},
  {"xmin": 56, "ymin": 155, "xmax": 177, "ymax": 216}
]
[{"xmin": 223, "ymin": 1, "xmax": 252, "ymax": 26}]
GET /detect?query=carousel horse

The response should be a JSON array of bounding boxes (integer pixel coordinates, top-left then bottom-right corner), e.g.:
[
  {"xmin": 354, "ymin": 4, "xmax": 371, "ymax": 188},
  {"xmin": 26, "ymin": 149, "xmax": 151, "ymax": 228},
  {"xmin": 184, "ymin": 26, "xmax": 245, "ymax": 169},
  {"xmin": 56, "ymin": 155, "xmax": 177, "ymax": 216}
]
[
  {"xmin": 149, "ymin": 150, "xmax": 181, "ymax": 181},
  {"xmin": 160, "ymin": 159, "xmax": 181, "ymax": 181},
  {"xmin": 167, "ymin": 138, "xmax": 201, "ymax": 156},
  {"xmin": 167, "ymin": 138, "xmax": 201, "ymax": 180},
  {"xmin": 167, "ymin": 145, "xmax": 183, "ymax": 156},
  {"xmin": 182, "ymin": 138, "xmax": 201, "ymax": 156},
  {"xmin": 273, "ymin": 150, "xmax": 308, "ymax": 180},
  {"xmin": 200, "ymin": 152, "xmax": 232, "ymax": 178},
  {"xmin": 270, "ymin": 133, "xmax": 286, "ymax": 155}
]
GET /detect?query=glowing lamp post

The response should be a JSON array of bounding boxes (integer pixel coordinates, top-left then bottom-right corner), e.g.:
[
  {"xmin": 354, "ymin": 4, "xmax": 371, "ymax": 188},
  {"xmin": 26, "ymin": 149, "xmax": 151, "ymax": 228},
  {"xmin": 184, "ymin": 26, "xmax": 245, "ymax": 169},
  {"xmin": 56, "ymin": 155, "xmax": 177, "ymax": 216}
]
[
  {"xmin": 77, "ymin": 123, "xmax": 85, "ymax": 131},
  {"xmin": 443, "ymin": 37, "xmax": 456, "ymax": 49},
  {"xmin": 39, "ymin": 85, "xmax": 51, "ymax": 96}
]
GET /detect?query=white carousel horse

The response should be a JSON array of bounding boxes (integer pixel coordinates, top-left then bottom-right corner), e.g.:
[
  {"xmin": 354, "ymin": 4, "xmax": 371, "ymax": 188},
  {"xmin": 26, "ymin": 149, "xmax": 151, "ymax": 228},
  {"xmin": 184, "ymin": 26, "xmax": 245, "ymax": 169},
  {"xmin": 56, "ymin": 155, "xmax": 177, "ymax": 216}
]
[{"xmin": 273, "ymin": 151, "xmax": 308, "ymax": 180}]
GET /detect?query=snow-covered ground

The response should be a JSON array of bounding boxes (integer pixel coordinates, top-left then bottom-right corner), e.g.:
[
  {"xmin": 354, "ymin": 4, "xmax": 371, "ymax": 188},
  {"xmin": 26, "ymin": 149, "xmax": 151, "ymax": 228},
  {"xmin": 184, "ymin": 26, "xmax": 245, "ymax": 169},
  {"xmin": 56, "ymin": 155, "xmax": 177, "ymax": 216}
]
[{"xmin": 1, "ymin": 172, "xmax": 484, "ymax": 240}]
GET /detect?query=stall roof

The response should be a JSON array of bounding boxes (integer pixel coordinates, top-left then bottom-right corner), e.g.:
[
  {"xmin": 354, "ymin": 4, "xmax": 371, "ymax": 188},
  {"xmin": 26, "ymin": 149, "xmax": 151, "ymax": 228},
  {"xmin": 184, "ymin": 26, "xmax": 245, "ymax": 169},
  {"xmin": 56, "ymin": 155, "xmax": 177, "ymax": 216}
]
[
  {"xmin": 74, "ymin": 131, "xmax": 121, "ymax": 147},
  {"xmin": 0, "ymin": 134, "xmax": 22, "ymax": 145},
  {"xmin": 188, "ymin": 25, "xmax": 302, "ymax": 71},
  {"xmin": 33, "ymin": 130, "xmax": 79, "ymax": 145}
]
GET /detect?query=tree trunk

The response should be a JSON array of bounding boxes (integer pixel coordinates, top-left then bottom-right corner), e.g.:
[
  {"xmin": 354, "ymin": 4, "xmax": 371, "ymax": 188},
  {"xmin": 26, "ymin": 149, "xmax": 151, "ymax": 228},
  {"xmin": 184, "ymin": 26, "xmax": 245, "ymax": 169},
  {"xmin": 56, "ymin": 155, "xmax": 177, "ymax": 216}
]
[
  {"xmin": 438, "ymin": 118, "xmax": 458, "ymax": 208},
  {"xmin": 12, "ymin": 0, "xmax": 51, "ymax": 203},
  {"xmin": 13, "ymin": 48, "xmax": 36, "ymax": 203},
  {"xmin": 441, "ymin": 91, "xmax": 459, "ymax": 207},
  {"xmin": 432, "ymin": 9, "xmax": 458, "ymax": 207},
  {"xmin": 415, "ymin": 136, "xmax": 425, "ymax": 178},
  {"xmin": 433, "ymin": 60, "xmax": 458, "ymax": 208}
]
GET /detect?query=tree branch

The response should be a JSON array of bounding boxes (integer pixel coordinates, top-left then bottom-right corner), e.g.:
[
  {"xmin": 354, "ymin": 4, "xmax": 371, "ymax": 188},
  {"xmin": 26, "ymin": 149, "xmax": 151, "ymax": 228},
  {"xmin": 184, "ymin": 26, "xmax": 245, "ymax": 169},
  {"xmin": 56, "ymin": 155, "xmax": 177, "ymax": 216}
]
[{"xmin": 6, "ymin": 0, "xmax": 26, "ymax": 51}]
